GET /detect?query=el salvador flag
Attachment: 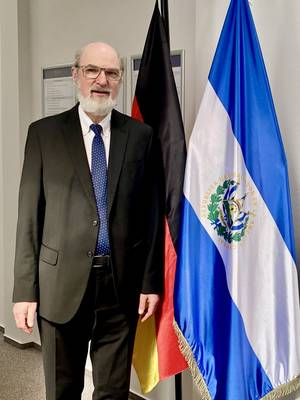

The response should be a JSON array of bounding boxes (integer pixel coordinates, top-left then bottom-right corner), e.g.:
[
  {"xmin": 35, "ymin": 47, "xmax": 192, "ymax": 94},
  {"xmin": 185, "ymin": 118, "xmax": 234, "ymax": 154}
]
[{"xmin": 174, "ymin": 0, "xmax": 300, "ymax": 399}]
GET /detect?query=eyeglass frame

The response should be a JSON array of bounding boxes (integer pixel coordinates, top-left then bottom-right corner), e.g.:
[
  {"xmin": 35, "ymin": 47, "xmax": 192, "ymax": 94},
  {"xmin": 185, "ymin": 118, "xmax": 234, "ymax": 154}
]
[{"xmin": 75, "ymin": 64, "xmax": 123, "ymax": 81}]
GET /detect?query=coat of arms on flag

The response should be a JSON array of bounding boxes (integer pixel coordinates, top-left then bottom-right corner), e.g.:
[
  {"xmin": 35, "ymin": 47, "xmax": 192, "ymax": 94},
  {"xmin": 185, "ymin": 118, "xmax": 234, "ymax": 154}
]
[{"xmin": 201, "ymin": 176, "xmax": 257, "ymax": 246}]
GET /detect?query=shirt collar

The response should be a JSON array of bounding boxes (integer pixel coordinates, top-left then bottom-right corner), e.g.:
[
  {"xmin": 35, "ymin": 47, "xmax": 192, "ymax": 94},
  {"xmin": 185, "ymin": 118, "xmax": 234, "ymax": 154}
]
[{"xmin": 78, "ymin": 104, "xmax": 111, "ymax": 137}]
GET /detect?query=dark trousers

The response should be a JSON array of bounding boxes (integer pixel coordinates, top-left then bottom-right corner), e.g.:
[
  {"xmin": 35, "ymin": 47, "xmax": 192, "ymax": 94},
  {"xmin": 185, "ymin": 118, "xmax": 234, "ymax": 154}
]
[{"xmin": 38, "ymin": 266, "xmax": 138, "ymax": 400}]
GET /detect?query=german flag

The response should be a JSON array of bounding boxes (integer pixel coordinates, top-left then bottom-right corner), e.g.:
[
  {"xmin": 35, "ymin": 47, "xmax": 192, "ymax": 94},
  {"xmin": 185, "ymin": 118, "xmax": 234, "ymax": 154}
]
[{"xmin": 132, "ymin": 0, "xmax": 187, "ymax": 393}]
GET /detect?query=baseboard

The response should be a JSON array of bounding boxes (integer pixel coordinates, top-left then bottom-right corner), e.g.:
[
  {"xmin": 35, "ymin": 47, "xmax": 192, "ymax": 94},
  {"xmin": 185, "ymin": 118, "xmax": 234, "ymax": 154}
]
[
  {"xmin": 129, "ymin": 392, "xmax": 147, "ymax": 400},
  {"xmin": 3, "ymin": 334, "xmax": 41, "ymax": 351},
  {"xmin": 1, "ymin": 327, "xmax": 40, "ymax": 350}
]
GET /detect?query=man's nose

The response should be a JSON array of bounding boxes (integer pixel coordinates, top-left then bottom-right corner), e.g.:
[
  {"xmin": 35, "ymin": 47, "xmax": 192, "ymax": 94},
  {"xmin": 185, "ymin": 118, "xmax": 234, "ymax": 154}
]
[{"xmin": 95, "ymin": 70, "xmax": 108, "ymax": 85}]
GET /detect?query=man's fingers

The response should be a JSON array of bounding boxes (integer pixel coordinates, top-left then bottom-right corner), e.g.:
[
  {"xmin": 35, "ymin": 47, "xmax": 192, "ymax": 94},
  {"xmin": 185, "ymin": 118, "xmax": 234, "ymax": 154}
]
[
  {"xmin": 27, "ymin": 303, "xmax": 37, "ymax": 328},
  {"xmin": 139, "ymin": 294, "xmax": 160, "ymax": 322},
  {"xmin": 138, "ymin": 294, "xmax": 147, "ymax": 315},
  {"xmin": 13, "ymin": 302, "xmax": 37, "ymax": 334},
  {"xmin": 141, "ymin": 308, "xmax": 153, "ymax": 322},
  {"xmin": 13, "ymin": 304, "xmax": 26, "ymax": 328},
  {"xmin": 140, "ymin": 299, "xmax": 157, "ymax": 322}
]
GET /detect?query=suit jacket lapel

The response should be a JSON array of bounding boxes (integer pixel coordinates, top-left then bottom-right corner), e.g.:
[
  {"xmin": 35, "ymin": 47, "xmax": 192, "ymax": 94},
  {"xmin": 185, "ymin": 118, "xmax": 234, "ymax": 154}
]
[
  {"xmin": 61, "ymin": 105, "xmax": 97, "ymax": 213},
  {"xmin": 108, "ymin": 110, "xmax": 129, "ymax": 215},
  {"xmin": 61, "ymin": 106, "xmax": 128, "ymax": 216}
]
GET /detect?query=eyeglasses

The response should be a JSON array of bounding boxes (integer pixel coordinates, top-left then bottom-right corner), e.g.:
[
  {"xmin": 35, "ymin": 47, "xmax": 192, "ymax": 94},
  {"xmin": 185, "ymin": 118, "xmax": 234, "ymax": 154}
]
[{"xmin": 77, "ymin": 65, "xmax": 122, "ymax": 81}]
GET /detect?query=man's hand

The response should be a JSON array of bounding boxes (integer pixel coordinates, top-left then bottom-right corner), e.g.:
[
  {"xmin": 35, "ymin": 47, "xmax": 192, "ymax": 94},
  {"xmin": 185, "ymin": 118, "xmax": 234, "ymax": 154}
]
[
  {"xmin": 138, "ymin": 294, "xmax": 160, "ymax": 322},
  {"xmin": 13, "ymin": 302, "xmax": 37, "ymax": 334}
]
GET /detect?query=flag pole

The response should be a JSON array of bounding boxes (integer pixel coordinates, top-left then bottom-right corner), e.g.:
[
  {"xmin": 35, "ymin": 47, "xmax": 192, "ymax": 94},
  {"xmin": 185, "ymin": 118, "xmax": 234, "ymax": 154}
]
[
  {"xmin": 160, "ymin": 0, "xmax": 170, "ymax": 46},
  {"xmin": 159, "ymin": 4, "xmax": 183, "ymax": 400}
]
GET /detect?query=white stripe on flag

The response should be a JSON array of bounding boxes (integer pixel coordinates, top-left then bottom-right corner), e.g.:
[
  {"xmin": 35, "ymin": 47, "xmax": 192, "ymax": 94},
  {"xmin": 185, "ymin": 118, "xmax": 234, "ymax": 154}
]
[{"xmin": 184, "ymin": 81, "xmax": 300, "ymax": 386}]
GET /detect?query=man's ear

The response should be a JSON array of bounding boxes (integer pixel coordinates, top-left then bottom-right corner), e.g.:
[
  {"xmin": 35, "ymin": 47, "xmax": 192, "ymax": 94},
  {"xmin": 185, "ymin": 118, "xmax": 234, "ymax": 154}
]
[{"xmin": 71, "ymin": 66, "xmax": 78, "ymax": 81}]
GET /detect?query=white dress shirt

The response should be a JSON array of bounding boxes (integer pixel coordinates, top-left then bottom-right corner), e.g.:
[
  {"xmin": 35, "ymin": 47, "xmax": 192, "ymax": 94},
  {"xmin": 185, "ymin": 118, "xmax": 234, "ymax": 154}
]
[{"xmin": 78, "ymin": 104, "xmax": 111, "ymax": 170}]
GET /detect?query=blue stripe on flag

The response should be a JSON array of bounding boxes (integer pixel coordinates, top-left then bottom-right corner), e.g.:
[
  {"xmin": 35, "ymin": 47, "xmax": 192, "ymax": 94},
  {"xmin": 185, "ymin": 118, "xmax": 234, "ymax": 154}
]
[
  {"xmin": 174, "ymin": 197, "xmax": 273, "ymax": 399},
  {"xmin": 208, "ymin": 0, "xmax": 296, "ymax": 260}
]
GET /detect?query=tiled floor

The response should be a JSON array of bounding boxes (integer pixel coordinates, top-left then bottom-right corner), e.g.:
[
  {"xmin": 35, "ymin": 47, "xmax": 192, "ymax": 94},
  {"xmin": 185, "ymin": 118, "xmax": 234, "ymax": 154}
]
[{"xmin": 0, "ymin": 331, "xmax": 93, "ymax": 400}]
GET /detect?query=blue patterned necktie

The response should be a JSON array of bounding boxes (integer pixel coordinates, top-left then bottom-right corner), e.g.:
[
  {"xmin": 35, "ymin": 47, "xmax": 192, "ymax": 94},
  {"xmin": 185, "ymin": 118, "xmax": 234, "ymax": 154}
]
[{"xmin": 90, "ymin": 124, "xmax": 110, "ymax": 255}]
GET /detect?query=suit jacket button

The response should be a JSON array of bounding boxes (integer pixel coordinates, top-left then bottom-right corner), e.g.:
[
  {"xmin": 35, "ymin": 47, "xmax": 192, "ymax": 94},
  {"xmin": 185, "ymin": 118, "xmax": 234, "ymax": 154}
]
[
  {"xmin": 87, "ymin": 250, "xmax": 94, "ymax": 258},
  {"xmin": 92, "ymin": 220, "xmax": 98, "ymax": 227}
]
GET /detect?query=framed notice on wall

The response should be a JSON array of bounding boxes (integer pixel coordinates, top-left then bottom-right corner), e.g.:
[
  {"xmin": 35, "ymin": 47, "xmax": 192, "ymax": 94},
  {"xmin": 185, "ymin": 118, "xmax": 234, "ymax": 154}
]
[
  {"xmin": 42, "ymin": 60, "xmax": 127, "ymax": 117},
  {"xmin": 42, "ymin": 65, "xmax": 76, "ymax": 117},
  {"xmin": 130, "ymin": 49, "xmax": 185, "ymax": 117}
]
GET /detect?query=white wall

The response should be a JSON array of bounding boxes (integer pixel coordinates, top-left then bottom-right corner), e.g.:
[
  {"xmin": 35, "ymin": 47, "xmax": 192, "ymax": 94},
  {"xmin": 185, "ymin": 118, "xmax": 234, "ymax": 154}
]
[
  {"xmin": 18, "ymin": 0, "xmax": 33, "ymax": 155},
  {"xmin": 0, "ymin": 0, "xmax": 40, "ymax": 345},
  {"xmin": 253, "ymin": 1, "xmax": 300, "ymax": 256},
  {"xmin": 0, "ymin": 0, "xmax": 21, "ymax": 341}
]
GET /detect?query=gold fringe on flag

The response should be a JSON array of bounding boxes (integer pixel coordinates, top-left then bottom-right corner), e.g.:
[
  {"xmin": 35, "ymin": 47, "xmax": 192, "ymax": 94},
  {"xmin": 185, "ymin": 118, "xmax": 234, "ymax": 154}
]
[
  {"xmin": 261, "ymin": 376, "xmax": 300, "ymax": 400},
  {"xmin": 173, "ymin": 320, "xmax": 300, "ymax": 400},
  {"xmin": 173, "ymin": 320, "xmax": 212, "ymax": 400}
]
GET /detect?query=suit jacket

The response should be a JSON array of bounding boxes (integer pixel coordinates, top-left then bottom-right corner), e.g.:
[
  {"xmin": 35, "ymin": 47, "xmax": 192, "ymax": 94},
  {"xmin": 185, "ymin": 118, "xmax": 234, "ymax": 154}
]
[{"xmin": 13, "ymin": 105, "xmax": 164, "ymax": 324}]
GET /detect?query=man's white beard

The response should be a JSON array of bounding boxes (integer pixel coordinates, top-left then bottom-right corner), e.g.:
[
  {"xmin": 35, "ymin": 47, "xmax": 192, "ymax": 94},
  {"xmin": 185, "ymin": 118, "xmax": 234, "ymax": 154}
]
[{"xmin": 76, "ymin": 85, "xmax": 117, "ymax": 117}]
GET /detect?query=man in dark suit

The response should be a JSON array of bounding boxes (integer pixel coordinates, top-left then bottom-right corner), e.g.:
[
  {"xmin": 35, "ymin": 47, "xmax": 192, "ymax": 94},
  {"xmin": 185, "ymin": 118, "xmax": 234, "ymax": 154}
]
[{"xmin": 12, "ymin": 42, "xmax": 164, "ymax": 400}]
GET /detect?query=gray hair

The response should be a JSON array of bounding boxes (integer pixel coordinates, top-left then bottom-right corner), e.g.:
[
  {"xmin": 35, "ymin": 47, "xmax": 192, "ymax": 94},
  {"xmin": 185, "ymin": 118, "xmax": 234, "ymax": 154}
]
[{"xmin": 73, "ymin": 44, "xmax": 124, "ymax": 71}]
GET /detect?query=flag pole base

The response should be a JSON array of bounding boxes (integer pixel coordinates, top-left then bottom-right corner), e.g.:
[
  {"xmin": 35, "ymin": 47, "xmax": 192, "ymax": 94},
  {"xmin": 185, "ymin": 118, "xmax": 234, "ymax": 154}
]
[{"xmin": 175, "ymin": 373, "xmax": 182, "ymax": 400}]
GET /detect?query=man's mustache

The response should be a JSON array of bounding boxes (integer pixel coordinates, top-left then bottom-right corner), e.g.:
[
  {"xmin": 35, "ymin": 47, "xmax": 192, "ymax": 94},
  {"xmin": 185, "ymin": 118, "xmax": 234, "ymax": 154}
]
[{"xmin": 90, "ymin": 86, "xmax": 112, "ymax": 95}]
